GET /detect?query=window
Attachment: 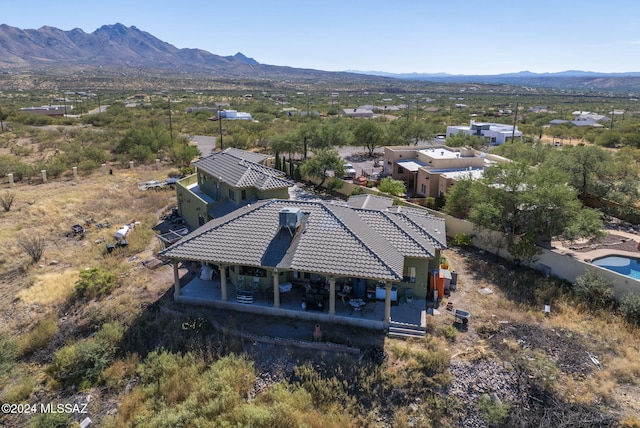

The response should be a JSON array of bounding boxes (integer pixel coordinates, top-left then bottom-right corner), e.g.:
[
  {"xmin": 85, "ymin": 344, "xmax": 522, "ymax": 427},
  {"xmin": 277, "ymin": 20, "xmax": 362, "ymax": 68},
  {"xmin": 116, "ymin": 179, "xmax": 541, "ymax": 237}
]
[
  {"xmin": 241, "ymin": 189, "xmax": 247, "ymax": 200},
  {"xmin": 397, "ymin": 166, "xmax": 404, "ymax": 174},
  {"xmin": 421, "ymin": 184, "xmax": 426, "ymax": 194},
  {"xmin": 403, "ymin": 266, "xmax": 416, "ymax": 283},
  {"xmin": 228, "ymin": 189, "xmax": 236, "ymax": 201}
]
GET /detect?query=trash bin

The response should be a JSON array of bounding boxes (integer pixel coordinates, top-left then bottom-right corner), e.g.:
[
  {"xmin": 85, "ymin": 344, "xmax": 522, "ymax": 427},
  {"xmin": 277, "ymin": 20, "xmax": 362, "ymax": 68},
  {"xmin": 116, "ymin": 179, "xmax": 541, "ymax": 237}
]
[{"xmin": 405, "ymin": 288, "xmax": 413, "ymax": 303}]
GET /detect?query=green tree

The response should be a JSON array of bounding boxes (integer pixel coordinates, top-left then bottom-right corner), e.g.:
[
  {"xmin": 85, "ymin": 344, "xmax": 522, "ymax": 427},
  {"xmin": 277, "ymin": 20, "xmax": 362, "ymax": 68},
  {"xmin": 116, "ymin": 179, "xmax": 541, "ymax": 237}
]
[
  {"xmin": 311, "ymin": 120, "xmax": 352, "ymax": 151},
  {"xmin": 296, "ymin": 121, "xmax": 319, "ymax": 159},
  {"xmin": 549, "ymin": 144, "xmax": 609, "ymax": 199},
  {"xmin": 445, "ymin": 133, "xmax": 484, "ymax": 150},
  {"xmin": 269, "ymin": 131, "xmax": 302, "ymax": 160},
  {"xmin": 354, "ymin": 120, "xmax": 383, "ymax": 157},
  {"xmin": 443, "ymin": 178, "xmax": 475, "ymax": 218},
  {"xmin": 573, "ymin": 269, "xmax": 616, "ymax": 310},
  {"xmin": 299, "ymin": 148, "xmax": 343, "ymax": 186},
  {"xmin": 378, "ymin": 177, "xmax": 406, "ymax": 196},
  {"xmin": 453, "ymin": 161, "xmax": 603, "ymax": 258}
]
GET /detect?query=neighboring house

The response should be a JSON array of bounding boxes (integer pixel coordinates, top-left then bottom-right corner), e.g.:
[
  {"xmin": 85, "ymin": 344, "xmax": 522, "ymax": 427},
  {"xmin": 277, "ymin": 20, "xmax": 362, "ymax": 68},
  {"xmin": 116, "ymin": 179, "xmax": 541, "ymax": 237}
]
[
  {"xmin": 383, "ymin": 145, "xmax": 509, "ymax": 197},
  {"xmin": 160, "ymin": 197, "xmax": 446, "ymax": 324},
  {"xmin": 218, "ymin": 109, "xmax": 252, "ymax": 120},
  {"xmin": 446, "ymin": 120, "xmax": 522, "ymax": 145},
  {"xmin": 177, "ymin": 148, "xmax": 293, "ymax": 229},
  {"xmin": 341, "ymin": 108, "xmax": 374, "ymax": 118},
  {"xmin": 549, "ymin": 113, "xmax": 608, "ymax": 128},
  {"xmin": 185, "ymin": 106, "xmax": 218, "ymax": 114},
  {"xmin": 20, "ymin": 105, "xmax": 72, "ymax": 116}
]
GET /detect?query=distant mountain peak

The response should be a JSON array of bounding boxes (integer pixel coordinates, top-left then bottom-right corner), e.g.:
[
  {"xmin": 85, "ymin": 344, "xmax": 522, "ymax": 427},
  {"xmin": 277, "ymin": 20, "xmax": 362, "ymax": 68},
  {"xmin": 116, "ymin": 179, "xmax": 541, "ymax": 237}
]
[{"xmin": 232, "ymin": 52, "xmax": 259, "ymax": 65}]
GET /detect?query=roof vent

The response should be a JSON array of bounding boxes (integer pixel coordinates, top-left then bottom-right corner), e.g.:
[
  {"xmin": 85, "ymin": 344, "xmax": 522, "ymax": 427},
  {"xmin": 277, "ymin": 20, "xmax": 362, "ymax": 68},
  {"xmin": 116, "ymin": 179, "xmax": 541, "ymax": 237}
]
[{"xmin": 279, "ymin": 207, "xmax": 303, "ymax": 235}]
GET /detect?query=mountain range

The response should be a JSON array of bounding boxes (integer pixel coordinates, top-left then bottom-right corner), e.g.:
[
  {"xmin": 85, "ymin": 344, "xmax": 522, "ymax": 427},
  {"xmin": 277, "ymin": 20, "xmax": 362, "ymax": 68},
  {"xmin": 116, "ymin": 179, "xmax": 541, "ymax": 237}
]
[{"xmin": 1, "ymin": 23, "xmax": 639, "ymax": 91}]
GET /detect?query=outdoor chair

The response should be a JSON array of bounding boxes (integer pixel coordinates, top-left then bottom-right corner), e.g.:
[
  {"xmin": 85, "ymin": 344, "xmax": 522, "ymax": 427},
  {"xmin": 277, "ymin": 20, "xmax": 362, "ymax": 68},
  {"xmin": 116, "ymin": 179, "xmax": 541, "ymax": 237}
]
[
  {"xmin": 338, "ymin": 285, "xmax": 352, "ymax": 305},
  {"xmin": 250, "ymin": 276, "xmax": 260, "ymax": 290},
  {"xmin": 236, "ymin": 275, "xmax": 245, "ymax": 290}
]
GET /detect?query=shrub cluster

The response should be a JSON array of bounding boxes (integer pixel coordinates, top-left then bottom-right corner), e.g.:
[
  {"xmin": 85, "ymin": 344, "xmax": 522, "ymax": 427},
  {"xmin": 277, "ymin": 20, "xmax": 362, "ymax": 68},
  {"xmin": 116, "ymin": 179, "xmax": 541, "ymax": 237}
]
[
  {"xmin": 51, "ymin": 322, "xmax": 124, "ymax": 389},
  {"xmin": 75, "ymin": 267, "xmax": 117, "ymax": 299}
]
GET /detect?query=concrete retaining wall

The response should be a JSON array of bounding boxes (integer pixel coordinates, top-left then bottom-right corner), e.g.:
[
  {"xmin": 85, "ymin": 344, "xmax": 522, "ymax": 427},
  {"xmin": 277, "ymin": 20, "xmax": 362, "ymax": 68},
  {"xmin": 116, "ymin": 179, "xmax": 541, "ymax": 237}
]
[{"xmin": 175, "ymin": 294, "xmax": 387, "ymax": 330}]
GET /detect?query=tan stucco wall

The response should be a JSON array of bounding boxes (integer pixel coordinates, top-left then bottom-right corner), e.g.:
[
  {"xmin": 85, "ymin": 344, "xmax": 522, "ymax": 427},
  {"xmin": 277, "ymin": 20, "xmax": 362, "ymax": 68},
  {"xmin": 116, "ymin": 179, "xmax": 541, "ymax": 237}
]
[{"xmin": 177, "ymin": 176, "xmax": 210, "ymax": 229}]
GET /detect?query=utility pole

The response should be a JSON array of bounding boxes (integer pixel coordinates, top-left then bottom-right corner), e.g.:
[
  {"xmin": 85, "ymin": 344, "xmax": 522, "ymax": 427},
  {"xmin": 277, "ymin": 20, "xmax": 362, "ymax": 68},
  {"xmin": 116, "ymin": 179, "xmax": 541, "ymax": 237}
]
[
  {"xmin": 218, "ymin": 106, "xmax": 223, "ymax": 151},
  {"xmin": 0, "ymin": 106, "xmax": 4, "ymax": 133},
  {"xmin": 168, "ymin": 97, "xmax": 173, "ymax": 139},
  {"xmin": 511, "ymin": 102, "xmax": 519, "ymax": 142}
]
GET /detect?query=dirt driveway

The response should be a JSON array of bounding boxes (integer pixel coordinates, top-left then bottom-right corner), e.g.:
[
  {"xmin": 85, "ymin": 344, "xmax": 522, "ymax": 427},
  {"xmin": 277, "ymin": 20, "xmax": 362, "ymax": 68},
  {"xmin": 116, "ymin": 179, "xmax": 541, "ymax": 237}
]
[{"xmin": 337, "ymin": 146, "xmax": 384, "ymax": 178}]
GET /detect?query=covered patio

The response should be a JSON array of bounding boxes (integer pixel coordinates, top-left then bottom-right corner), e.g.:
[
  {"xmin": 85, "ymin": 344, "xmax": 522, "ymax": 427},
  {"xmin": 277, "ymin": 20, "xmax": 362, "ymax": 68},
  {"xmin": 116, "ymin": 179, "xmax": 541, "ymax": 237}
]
[
  {"xmin": 161, "ymin": 198, "xmax": 445, "ymax": 332},
  {"xmin": 172, "ymin": 272, "xmax": 426, "ymax": 330}
]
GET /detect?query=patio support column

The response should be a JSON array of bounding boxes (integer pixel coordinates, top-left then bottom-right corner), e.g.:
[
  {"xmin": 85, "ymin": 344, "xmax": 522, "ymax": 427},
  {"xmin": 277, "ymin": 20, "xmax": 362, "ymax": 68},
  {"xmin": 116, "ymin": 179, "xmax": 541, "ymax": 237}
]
[
  {"xmin": 273, "ymin": 269, "xmax": 280, "ymax": 308},
  {"xmin": 329, "ymin": 276, "xmax": 336, "ymax": 315},
  {"xmin": 173, "ymin": 260, "xmax": 181, "ymax": 297},
  {"xmin": 384, "ymin": 281, "xmax": 392, "ymax": 323},
  {"xmin": 220, "ymin": 264, "xmax": 228, "ymax": 301}
]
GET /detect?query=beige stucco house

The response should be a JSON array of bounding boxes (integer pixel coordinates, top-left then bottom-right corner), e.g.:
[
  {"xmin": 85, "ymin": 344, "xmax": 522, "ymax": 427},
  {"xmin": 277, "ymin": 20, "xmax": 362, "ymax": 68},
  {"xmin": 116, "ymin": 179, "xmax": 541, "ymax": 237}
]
[{"xmin": 383, "ymin": 145, "xmax": 509, "ymax": 197}]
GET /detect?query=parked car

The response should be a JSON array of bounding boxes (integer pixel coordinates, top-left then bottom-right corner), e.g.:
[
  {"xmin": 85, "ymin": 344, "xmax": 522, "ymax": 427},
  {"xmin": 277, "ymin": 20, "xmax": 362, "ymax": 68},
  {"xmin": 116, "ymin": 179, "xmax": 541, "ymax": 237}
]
[{"xmin": 343, "ymin": 163, "xmax": 357, "ymax": 179}]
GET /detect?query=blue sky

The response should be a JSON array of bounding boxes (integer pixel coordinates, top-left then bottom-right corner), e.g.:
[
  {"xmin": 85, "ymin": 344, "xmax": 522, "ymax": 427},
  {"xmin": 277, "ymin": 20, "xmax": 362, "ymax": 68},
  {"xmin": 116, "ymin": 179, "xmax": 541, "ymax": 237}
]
[{"xmin": 3, "ymin": 0, "xmax": 640, "ymax": 75}]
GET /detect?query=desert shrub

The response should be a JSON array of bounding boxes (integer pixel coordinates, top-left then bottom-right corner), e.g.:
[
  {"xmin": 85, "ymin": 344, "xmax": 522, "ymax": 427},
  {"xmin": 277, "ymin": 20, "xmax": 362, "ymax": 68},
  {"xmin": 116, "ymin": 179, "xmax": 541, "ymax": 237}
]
[
  {"xmin": 0, "ymin": 190, "xmax": 15, "ymax": 211},
  {"xmin": 0, "ymin": 332, "xmax": 18, "ymax": 380},
  {"xmin": 294, "ymin": 363, "xmax": 350, "ymax": 411},
  {"xmin": 19, "ymin": 316, "xmax": 58, "ymax": 356},
  {"xmin": 43, "ymin": 156, "xmax": 68, "ymax": 178},
  {"xmin": 387, "ymin": 338, "xmax": 451, "ymax": 389},
  {"xmin": 437, "ymin": 325, "xmax": 458, "ymax": 342},
  {"xmin": 18, "ymin": 234, "xmax": 47, "ymax": 263},
  {"xmin": 573, "ymin": 269, "xmax": 616, "ymax": 310},
  {"xmin": 10, "ymin": 145, "xmax": 33, "ymax": 156},
  {"xmin": 83, "ymin": 145, "xmax": 108, "ymax": 164},
  {"xmin": 78, "ymin": 159, "xmax": 100, "ymax": 174},
  {"xmin": 325, "ymin": 177, "xmax": 344, "ymax": 191},
  {"xmin": 4, "ymin": 375, "xmax": 36, "ymax": 402},
  {"xmin": 75, "ymin": 267, "xmax": 116, "ymax": 299},
  {"xmin": 621, "ymin": 415, "xmax": 640, "ymax": 428},
  {"xmin": 416, "ymin": 343, "xmax": 451, "ymax": 378},
  {"xmin": 620, "ymin": 293, "xmax": 640, "ymax": 326},
  {"xmin": 111, "ymin": 352, "xmax": 258, "ymax": 427},
  {"xmin": 451, "ymin": 233, "xmax": 474, "ymax": 247},
  {"xmin": 51, "ymin": 322, "xmax": 124, "ymax": 388},
  {"xmin": 29, "ymin": 413, "xmax": 71, "ymax": 428},
  {"xmin": 478, "ymin": 394, "xmax": 511, "ymax": 426},
  {"xmin": 520, "ymin": 350, "xmax": 559, "ymax": 393},
  {"xmin": 242, "ymin": 383, "xmax": 347, "ymax": 428},
  {"xmin": 350, "ymin": 186, "xmax": 364, "ymax": 196},
  {"xmin": 101, "ymin": 353, "xmax": 140, "ymax": 389}
]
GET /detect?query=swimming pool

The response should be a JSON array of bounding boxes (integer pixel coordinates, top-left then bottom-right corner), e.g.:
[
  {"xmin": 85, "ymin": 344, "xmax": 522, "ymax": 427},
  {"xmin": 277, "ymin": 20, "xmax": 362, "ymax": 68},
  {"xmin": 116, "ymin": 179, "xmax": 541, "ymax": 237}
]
[{"xmin": 592, "ymin": 256, "xmax": 640, "ymax": 279}]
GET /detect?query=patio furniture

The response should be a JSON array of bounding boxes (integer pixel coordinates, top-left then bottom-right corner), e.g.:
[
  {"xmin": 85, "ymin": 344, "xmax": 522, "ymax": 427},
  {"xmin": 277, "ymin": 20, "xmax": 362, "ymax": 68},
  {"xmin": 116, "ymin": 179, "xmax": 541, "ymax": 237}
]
[
  {"xmin": 348, "ymin": 298, "xmax": 366, "ymax": 315},
  {"xmin": 279, "ymin": 282, "xmax": 292, "ymax": 293},
  {"xmin": 405, "ymin": 288, "xmax": 413, "ymax": 303},
  {"xmin": 338, "ymin": 285, "xmax": 352, "ymax": 305},
  {"xmin": 236, "ymin": 275, "xmax": 245, "ymax": 290},
  {"xmin": 236, "ymin": 290, "xmax": 253, "ymax": 304},
  {"xmin": 250, "ymin": 276, "xmax": 260, "ymax": 290},
  {"xmin": 304, "ymin": 292, "xmax": 325, "ymax": 311}
]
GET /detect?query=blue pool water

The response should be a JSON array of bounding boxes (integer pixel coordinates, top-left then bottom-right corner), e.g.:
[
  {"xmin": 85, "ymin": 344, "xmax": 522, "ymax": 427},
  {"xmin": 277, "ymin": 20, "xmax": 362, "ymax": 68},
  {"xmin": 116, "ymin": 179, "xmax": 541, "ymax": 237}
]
[{"xmin": 592, "ymin": 256, "xmax": 640, "ymax": 279}]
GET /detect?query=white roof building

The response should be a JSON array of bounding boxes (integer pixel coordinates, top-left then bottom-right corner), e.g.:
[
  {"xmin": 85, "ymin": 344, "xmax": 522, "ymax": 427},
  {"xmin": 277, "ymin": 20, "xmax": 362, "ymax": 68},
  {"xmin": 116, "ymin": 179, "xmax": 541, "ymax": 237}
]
[{"xmin": 446, "ymin": 120, "xmax": 522, "ymax": 146}]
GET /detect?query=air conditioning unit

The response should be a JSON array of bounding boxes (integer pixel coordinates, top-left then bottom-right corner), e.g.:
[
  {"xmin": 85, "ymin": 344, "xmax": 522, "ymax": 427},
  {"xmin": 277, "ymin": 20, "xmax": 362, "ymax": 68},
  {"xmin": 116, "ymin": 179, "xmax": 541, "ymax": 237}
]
[{"xmin": 279, "ymin": 207, "xmax": 303, "ymax": 229}]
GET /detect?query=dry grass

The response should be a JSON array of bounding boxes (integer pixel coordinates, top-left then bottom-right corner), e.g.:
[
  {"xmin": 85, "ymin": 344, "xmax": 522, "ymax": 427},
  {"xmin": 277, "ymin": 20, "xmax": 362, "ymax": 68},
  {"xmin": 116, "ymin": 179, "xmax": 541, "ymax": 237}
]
[
  {"xmin": 1, "ymin": 165, "xmax": 176, "ymax": 333},
  {"xmin": 16, "ymin": 269, "xmax": 79, "ymax": 306}
]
